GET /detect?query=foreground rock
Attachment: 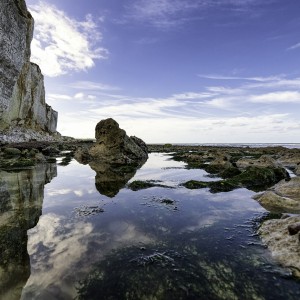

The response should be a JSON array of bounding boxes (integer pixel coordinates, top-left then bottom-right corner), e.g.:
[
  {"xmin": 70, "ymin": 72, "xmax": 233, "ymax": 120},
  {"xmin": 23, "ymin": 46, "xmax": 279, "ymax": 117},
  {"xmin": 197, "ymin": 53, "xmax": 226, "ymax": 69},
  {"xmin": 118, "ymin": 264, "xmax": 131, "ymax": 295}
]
[
  {"xmin": 258, "ymin": 215, "xmax": 300, "ymax": 278},
  {"xmin": 0, "ymin": 0, "xmax": 58, "ymax": 140},
  {"xmin": 253, "ymin": 177, "xmax": 300, "ymax": 213},
  {"xmin": 75, "ymin": 118, "xmax": 148, "ymax": 165}
]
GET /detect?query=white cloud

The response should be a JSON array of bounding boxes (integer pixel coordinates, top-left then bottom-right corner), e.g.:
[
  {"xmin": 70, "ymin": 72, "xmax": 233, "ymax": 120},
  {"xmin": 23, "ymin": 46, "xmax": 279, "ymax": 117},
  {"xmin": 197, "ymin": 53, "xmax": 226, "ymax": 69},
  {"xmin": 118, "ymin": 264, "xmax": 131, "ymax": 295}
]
[
  {"xmin": 74, "ymin": 93, "xmax": 85, "ymax": 99},
  {"xmin": 29, "ymin": 2, "xmax": 108, "ymax": 77},
  {"xmin": 250, "ymin": 91, "xmax": 300, "ymax": 103}
]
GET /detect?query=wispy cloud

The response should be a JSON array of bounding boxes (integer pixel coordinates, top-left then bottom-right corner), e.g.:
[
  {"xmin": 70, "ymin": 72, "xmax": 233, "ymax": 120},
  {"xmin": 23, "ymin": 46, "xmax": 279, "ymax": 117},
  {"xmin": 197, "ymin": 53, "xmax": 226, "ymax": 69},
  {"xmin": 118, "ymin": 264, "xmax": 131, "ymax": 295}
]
[
  {"xmin": 46, "ymin": 71, "xmax": 300, "ymax": 142},
  {"xmin": 68, "ymin": 81, "xmax": 119, "ymax": 91},
  {"xmin": 127, "ymin": 0, "xmax": 275, "ymax": 29},
  {"xmin": 199, "ymin": 74, "xmax": 283, "ymax": 82},
  {"xmin": 29, "ymin": 1, "xmax": 108, "ymax": 77},
  {"xmin": 287, "ymin": 42, "xmax": 300, "ymax": 51}
]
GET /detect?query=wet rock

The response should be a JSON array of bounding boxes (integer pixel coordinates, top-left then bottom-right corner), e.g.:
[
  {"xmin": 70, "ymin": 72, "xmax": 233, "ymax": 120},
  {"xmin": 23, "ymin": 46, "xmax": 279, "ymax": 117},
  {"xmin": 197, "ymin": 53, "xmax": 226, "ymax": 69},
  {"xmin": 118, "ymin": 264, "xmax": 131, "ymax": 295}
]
[
  {"xmin": 253, "ymin": 177, "xmax": 300, "ymax": 213},
  {"xmin": 182, "ymin": 180, "xmax": 237, "ymax": 193},
  {"xmin": 41, "ymin": 146, "xmax": 60, "ymax": 156},
  {"xmin": 288, "ymin": 223, "xmax": 300, "ymax": 235},
  {"xmin": 128, "ymin": 180, "xmax": 170, "ymax": 191},
  {"xmin": 258, "ymin": 215, "xmax": 300, "ymax": 278},
  {"xmin": 228, "ymin": 166, "xmax": 289, "ymax": 191},
  {"xmin": 3, "ymin": 147, "xmax": 22, "ymax": 158}
]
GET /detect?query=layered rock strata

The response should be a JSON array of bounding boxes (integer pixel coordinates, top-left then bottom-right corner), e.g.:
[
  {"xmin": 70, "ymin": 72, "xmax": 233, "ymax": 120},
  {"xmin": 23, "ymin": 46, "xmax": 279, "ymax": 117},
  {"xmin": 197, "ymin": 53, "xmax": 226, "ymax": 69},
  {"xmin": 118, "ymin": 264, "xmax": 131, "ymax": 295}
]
[{"xmin": 0, "ymin": 0, "xmax": 57, "ymax": 137}]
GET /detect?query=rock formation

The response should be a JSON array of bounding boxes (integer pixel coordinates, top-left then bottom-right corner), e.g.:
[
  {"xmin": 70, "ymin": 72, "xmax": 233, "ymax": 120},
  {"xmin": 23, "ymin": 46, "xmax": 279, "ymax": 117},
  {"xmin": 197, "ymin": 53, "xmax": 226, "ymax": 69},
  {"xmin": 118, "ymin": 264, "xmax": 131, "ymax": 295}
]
[
  {"xmin": 0, "ymin": 0, "xmax": 57, "ymax": 138},
  {"xmin": 74, "ymin": 118, "xmax": 148, "ymax": 197},
  {"xmin": 253, "ymin": 177, "xmax": 300, "ymax": 213},
  {"xmin": 90, "ymin": 118, "xmax": 148, "ymax": 164},
  {"xmin": 258, "ymin": 215, "xmax": 300, "ymax": 278},
  {"xmin": 75, "ymin": 118, "xmax": 148, "ymax": 165}
]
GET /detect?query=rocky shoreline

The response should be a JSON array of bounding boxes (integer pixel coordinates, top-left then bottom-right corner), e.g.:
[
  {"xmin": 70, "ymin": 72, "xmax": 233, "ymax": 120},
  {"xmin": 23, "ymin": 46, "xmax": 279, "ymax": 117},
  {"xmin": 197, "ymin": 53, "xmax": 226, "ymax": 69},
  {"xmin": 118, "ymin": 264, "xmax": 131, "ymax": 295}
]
[{"xmin": 1, "ymin": 141, "xmax": 300, "ymax": 277}]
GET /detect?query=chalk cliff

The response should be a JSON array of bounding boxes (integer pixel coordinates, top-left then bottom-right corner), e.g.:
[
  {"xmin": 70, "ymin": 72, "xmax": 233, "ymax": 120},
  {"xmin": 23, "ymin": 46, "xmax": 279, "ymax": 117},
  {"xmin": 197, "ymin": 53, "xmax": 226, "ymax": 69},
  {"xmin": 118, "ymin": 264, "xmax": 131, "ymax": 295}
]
[{"xmin": 0, "ymin": 0, "xmax": 57, "ymax": 136}]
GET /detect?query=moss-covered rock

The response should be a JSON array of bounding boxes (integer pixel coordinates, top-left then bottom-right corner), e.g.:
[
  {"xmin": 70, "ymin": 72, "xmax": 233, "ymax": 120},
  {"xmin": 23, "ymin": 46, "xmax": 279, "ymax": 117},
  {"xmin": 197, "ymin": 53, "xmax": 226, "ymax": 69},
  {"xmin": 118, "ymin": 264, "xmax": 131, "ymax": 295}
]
[
  {"xmin": 228, "ymin": 166, "xmax": 289, "ymax": 191},
  {"xmin": 128, "ymin": 180, "xmax": 170, "ymax": 191},
  {"xmin": 182, "ymin": 180, "xmax": 237, "ymax": 193}
]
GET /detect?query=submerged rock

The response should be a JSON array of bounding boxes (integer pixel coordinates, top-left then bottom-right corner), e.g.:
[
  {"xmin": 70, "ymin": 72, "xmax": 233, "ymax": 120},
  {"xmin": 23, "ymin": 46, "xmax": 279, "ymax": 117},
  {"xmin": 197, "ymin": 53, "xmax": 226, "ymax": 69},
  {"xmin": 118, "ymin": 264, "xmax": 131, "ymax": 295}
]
[{"xmin": 253, "ymin": 177, "xmax": 300, "ymax": 213}]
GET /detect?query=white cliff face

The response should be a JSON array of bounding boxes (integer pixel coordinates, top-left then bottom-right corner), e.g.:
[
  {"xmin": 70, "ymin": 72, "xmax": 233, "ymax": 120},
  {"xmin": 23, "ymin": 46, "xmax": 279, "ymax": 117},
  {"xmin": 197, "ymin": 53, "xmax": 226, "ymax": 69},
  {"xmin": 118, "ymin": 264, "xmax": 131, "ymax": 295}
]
[{"xmin": 0, "ymin": 0, "xmax": 57, "ymax": 135}]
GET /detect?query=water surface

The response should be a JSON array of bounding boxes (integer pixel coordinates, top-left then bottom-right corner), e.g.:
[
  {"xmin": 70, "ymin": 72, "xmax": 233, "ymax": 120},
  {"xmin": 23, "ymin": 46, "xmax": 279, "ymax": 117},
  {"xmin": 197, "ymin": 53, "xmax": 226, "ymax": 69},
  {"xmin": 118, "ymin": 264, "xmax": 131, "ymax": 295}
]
[{"xmin": 1, "ymin": 153, "xmax": 300, "ymax": 299}]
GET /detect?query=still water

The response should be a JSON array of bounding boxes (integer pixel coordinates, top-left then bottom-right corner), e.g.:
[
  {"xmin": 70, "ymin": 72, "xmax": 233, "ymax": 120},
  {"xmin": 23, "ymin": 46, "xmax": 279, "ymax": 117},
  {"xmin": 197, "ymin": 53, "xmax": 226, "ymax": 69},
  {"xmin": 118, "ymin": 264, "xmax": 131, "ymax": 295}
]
[{"xmin": 1, "ymin": 153, "xmax": 300, "ymax": 299}]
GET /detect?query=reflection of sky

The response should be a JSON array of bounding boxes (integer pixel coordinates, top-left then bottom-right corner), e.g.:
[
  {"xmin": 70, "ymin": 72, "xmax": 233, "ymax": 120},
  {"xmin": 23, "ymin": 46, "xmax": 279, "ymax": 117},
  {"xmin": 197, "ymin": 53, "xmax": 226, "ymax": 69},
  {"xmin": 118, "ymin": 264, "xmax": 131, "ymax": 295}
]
[
  {"xmin": 130, "ymin": 153, "xmax": 220, "ymax": 186},
  {"xmin": 22, "ymin": 154, "xmax": 268, "ymax": 299}
]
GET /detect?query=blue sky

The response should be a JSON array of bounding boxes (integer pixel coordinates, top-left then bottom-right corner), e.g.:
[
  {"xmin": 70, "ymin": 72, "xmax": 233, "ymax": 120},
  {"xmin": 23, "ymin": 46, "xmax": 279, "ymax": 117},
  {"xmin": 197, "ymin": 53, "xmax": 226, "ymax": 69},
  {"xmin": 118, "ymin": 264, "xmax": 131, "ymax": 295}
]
[{"xmin": 26, "ymin": 0, "xmax": 300, "ymax": 143}]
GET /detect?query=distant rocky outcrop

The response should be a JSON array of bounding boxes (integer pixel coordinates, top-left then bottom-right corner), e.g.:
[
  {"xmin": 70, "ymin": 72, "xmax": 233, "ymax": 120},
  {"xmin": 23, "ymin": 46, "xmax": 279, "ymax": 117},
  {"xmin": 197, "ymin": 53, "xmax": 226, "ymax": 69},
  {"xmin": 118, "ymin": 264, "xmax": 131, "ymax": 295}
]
[{"xmin": 0, "ymin": 0, "xmax": 58, "ymax": 140}]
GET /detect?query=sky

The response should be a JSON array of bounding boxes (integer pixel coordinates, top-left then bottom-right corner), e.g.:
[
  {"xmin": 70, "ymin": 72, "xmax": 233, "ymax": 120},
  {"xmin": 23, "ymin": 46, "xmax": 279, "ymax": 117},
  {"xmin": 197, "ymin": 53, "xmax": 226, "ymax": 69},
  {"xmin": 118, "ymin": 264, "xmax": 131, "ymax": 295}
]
[{"xmin": 25, "ymin": 0, "xmax": 300, "ymax": 143}]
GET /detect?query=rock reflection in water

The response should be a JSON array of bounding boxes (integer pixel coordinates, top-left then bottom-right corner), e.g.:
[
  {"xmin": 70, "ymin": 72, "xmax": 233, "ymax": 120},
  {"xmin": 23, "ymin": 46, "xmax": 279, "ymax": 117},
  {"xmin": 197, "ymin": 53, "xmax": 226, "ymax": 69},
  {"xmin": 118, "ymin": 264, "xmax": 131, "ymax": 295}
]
[
  {"xmin": 0, "ymin": 163, "xmax": 57, "ymax": 300},
  {"xmin": 89, "ymin": 160, "xmax": 146, "ymax": 198}
]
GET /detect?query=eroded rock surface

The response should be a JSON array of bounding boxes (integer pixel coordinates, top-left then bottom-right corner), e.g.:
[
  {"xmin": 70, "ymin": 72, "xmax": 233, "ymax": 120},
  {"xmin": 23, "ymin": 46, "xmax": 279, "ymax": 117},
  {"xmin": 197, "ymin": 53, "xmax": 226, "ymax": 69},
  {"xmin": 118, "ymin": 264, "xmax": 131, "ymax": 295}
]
[
  {"xmin": 90, "ymin": 118, "xmax": 148, "ymax": 163},
  {"xmin": 258, "ymin": 215, "xmax": 300, "ymax": 278},
  {"xmin": 0, "ymin": 0, "xmax": 57, "ymax": 137},
  {"xmin": 75, "ymin": 118, "xmax": 148, "ymax": 165},
  {"xmin": 254, "ymin": 177, "xmax": 300, "ymax": 213}
]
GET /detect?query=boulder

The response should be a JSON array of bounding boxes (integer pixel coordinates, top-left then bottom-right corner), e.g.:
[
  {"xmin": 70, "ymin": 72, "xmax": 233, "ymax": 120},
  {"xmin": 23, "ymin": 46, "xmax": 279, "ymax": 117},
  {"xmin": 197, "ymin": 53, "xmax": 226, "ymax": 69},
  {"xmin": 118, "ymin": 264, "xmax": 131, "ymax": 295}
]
[
  {"xmin": 258, "ymin": 215, "xmax": 300, "ymax": 278},
  {"xmin": 88, "ymin": 118, "xmax": 148, "ymax": 164},
  {"xmin": 253, "ymin": 177, "xmax": 300, "ymax": 213},
  {"xmin": 0, "ymin": 0, "xmax": 57, "ymax": 135}
]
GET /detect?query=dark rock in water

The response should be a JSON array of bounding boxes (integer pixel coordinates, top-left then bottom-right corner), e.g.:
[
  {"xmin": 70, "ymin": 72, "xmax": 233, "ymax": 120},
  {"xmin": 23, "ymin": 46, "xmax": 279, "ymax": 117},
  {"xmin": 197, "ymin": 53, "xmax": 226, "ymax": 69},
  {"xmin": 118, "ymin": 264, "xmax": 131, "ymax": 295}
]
[
  {"xmin": 228, "ymin": 166, "xmax": 289, "ymax": 191},
  {"xmin": 90, "ymin": 118, "xmax": 148, "ymax": 164},
  {"xmin": 128, "ymin": 180, "xmax": 171, "ymax": 191},
  {"xmin": 3, "ymin": 147, "xmax": 22, "ymax": 158},
  {"xmin": 288, "ymin": 223, "xmax": 300, "ymax": 235}
]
